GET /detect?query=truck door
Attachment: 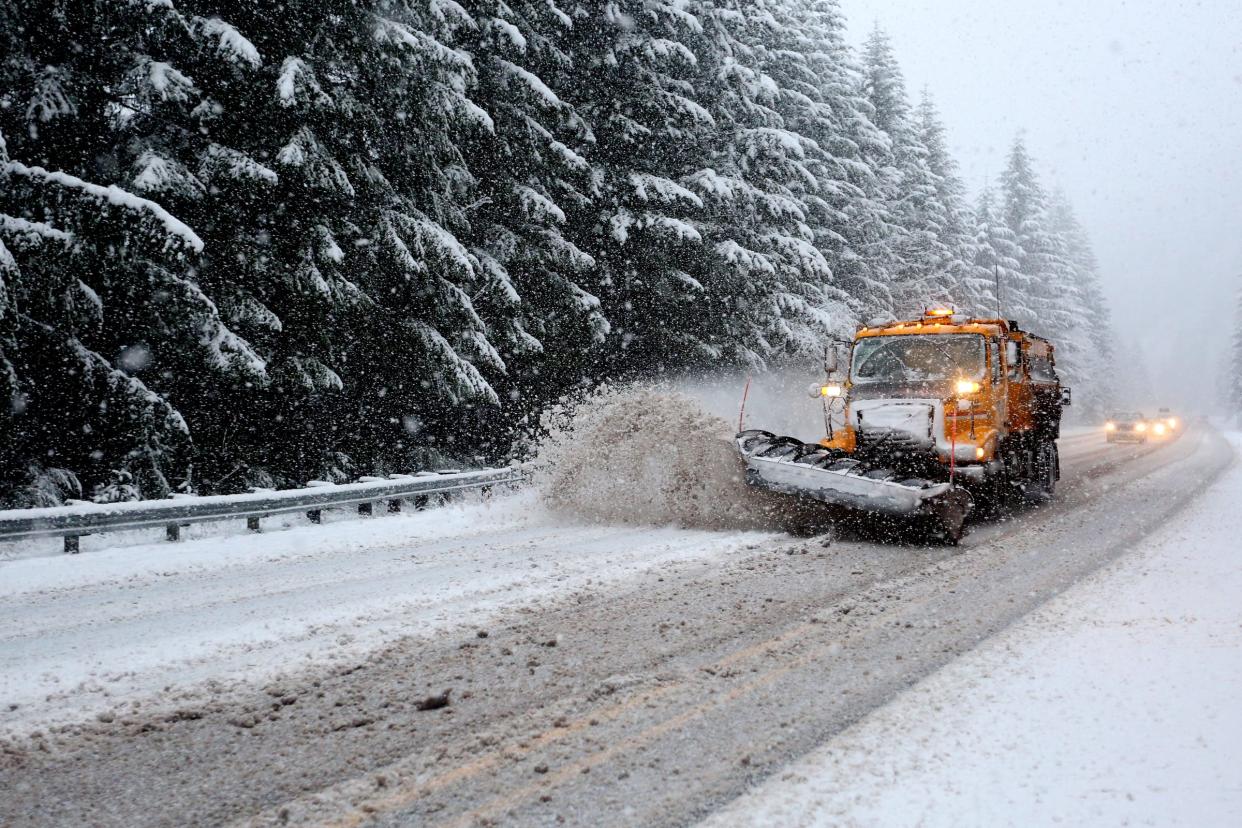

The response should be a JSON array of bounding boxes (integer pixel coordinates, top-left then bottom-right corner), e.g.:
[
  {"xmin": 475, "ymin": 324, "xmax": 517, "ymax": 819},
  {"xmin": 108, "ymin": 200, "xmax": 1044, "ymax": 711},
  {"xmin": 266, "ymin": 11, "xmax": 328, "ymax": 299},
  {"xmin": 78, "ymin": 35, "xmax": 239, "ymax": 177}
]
[
  {"xmin": 1005, "ymin": 337, "xmax": 1034, "ymax": 432},
  {"xmin": 991, "ymin": 338, "xmax": 1008, "ymax": 424}
]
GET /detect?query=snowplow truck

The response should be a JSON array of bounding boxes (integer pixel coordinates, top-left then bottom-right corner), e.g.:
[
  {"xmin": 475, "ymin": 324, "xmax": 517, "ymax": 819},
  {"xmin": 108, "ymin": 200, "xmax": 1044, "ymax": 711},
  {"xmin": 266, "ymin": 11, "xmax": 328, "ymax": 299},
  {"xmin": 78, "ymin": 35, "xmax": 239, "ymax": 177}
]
[{"xmin": 737, "ymin": 307, "xmax": 1071, "ymax": 542}]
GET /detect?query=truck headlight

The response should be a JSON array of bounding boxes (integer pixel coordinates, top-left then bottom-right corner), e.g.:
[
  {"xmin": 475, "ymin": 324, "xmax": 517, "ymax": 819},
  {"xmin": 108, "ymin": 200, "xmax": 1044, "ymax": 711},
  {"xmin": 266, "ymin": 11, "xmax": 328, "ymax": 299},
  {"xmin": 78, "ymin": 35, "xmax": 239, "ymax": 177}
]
[
  {"xmin": 1135, "ymin": 422, "xmax": 1147, "ymax": 432},
  {"xmin": 1104, "ymin": 422, "xmax": 1116, "ymax": 431},
  {"xmin": 820, "ymin": 384, "xmax": 843, "ymax": 398},
  {"xmin": 1154, "ymin": 422, "xmax": 1166, "ymax": 435},
  {"xmin": 955, "ymin": 379, "xmax": 981, "ymax": 395}
]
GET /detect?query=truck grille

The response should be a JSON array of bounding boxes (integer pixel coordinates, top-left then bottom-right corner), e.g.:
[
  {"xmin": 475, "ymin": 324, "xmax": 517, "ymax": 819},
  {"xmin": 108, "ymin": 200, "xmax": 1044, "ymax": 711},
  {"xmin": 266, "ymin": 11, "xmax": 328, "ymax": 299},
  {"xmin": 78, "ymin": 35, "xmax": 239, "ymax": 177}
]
[{"xmin": 857, "ymin": 427, "xmax": 928, "ymax": 453}]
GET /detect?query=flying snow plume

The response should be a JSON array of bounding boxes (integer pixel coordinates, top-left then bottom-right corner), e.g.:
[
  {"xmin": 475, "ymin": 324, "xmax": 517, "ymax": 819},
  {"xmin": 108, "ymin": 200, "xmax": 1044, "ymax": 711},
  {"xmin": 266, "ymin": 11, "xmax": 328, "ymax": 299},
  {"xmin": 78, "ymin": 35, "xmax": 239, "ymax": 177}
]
[{"xmin": 527, "ymin": 385, "xmax": 796, "ymax": 531}]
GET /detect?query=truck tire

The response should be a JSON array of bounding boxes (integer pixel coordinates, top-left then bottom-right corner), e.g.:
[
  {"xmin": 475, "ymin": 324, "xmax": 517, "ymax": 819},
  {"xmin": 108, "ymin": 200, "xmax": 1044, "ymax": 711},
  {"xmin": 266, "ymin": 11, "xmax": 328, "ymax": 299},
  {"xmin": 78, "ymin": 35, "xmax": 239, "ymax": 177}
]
[
  {"xmin": 1036, "ymin": 440, "xmax": 1058, "ymax": 496},
  {"xmin": 1020, "ymin": 440, "xmax": 1058, "ymax": 503}
]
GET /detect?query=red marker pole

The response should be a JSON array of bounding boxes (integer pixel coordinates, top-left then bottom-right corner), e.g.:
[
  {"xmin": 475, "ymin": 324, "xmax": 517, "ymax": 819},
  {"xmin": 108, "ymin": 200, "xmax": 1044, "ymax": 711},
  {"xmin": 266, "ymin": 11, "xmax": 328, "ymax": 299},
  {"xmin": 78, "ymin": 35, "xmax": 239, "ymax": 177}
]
[
  {"xmin": 738, "ymin": 375, "xmax": 752, "ymax": 434},
  {"xmin": 949, "ymin": 402, "xmax": 957, "ymax": 486}
]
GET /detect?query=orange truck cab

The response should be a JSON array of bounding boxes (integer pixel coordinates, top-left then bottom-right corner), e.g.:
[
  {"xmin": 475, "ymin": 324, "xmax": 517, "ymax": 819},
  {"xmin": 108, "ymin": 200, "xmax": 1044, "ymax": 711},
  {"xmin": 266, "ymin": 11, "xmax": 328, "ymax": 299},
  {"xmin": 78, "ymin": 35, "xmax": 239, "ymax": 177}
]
[{"xmin": 815, "ymin": 307, "xmax": 1069, "ymax": 500}]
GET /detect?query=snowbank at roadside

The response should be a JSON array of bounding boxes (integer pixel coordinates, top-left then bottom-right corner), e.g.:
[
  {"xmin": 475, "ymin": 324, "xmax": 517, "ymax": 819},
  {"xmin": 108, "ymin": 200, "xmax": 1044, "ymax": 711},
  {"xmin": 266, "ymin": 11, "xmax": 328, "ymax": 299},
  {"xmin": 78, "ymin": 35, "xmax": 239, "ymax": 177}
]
[{"xmin": 705, "ymin": 435, "xmax": 1242, "ymax": 827}]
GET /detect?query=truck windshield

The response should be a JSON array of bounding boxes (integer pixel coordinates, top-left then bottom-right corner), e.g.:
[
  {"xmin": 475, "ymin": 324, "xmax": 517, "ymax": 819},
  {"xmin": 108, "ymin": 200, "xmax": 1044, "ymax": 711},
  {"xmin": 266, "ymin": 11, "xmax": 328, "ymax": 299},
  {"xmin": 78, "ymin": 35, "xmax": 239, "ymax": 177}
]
[{"xmin": 850, "ymin": 334, "xmax": 986, "ymax": 384}]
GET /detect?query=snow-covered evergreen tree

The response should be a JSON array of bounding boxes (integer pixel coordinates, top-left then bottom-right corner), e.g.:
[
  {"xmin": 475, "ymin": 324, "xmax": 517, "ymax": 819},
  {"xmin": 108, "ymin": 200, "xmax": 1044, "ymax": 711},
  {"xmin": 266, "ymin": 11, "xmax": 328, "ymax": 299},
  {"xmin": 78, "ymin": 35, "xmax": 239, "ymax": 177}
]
[
  {"xmin": 685, "ymin": 0, "xmax": 855, "ymax": 364},
  {"xmin": 999, "ymin": 138, "xmax": 1061, "ymax": 321},
  {"xmin": 970, "ymin": 187, "xmax": 1022, "ymax": 320},
  {"xmin": 553, "ymin": 1, "xmax": 725, "ymax": 376},
  {"xmin": 109, "ymin": 2, "xmax": 278, "ymax": 490},
  {"xmin": 0, "ymin": 0, "xmax": 272, "ymax": 503},
  {"xmin": 1048, "ymin": 190, "xmax": 1115, "ymax": 417},
  {"xmin": 797, "ymin": 0, "xmax": 899, "ymax": 320},
  {"xmin": 0, "ymin": 132, "xmax": 206, "ymax": 504},
  {"xmin": 915, "ymin": 91, "xmax": 983, "ymax": 312},
  {"xmin": 454, "ymin": 0, "xmax": 608, "ymax": 423},
  {"xmin": 326, "ymin": 0, "xmax": 515, "ymax": 475},
  {"xmin": 860, "ymin": 27, "xmax": 955, "ymax": 315},
  {"xmin": 141, "ymin": 0, "xmax": 525, "ymax": 484}
]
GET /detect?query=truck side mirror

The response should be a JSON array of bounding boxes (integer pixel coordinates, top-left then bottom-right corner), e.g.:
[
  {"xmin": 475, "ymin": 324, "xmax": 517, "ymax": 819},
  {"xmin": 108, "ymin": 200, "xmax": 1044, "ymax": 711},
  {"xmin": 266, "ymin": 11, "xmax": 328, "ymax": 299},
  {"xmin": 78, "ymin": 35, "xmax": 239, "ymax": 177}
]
[
  {"xmin": 824, "ymin": 345, "xmax": 840, "ymax": 375},
  {"xmin": 1060, "ymin": 387, "xmax": 1072, "ymax": 406}
]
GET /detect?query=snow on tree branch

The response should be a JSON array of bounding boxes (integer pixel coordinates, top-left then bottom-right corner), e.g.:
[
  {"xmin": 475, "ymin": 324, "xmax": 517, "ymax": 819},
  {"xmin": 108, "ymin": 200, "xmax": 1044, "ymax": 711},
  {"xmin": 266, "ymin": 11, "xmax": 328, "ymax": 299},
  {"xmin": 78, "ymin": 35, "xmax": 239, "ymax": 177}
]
[{"xmin": 4, "ymin": 161, "xmax": 203, "ymax": 254}]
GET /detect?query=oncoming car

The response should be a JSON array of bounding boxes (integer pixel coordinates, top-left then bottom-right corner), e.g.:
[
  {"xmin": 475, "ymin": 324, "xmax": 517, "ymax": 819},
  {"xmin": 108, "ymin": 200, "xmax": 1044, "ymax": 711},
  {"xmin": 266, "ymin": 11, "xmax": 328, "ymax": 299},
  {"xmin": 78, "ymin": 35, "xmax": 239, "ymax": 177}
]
[
  {"xmin": 1105, "ymin": 411, "xmax": 1152, "ymax": 443},
  {"xmin": 1156, "ymin": 407, "xmax": 1180, "ymax": 433}
]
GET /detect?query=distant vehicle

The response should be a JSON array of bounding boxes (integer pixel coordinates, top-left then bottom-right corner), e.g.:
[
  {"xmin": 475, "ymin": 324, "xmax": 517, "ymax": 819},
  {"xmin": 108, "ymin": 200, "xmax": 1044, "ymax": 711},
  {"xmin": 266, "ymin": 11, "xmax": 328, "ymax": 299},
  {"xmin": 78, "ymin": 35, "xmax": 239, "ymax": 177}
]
[
  {"xmin": 1156, "ymin": 407, "xmax": 1180, "ymax": 432},
  {"xmin": 1105, "ymin": 411, "xmax": 1150, "ymax": 443}
]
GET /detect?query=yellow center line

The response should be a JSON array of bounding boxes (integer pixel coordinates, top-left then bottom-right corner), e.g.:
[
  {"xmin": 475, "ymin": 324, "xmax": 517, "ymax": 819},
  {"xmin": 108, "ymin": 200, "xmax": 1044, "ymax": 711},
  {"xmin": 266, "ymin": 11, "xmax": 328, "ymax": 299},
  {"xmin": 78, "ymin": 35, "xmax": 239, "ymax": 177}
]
[
  {"xmin": 437, "ymin": 589, "xmax": 947, "ymax": 828},
  {"xmin": 319, "ymin": 684, "xmax": 679, "ymax": 828},
  {"xmin": 317, "ymin": 615, "xmax": 831, "ymax": 828}
]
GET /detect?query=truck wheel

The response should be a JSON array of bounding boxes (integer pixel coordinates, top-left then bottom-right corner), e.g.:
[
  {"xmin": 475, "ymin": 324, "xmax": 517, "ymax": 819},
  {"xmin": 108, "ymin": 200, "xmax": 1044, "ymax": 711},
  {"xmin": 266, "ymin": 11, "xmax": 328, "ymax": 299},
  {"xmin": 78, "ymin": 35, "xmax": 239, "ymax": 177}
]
[
  {"xmin": 1037, "ymin": 441, "xmax": 1058, "ymax": 496},
  {"xmin": 1023, "ymin": 441, "xmax": 1058, "ymax": 502}
]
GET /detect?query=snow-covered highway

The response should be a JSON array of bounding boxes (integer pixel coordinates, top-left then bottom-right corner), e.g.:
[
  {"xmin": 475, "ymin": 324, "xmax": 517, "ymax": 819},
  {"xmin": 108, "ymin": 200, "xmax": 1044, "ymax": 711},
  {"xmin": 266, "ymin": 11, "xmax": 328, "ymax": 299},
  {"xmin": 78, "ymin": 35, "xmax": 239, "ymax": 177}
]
[{"xmin": 0, "ymin": 425, "xmax": 1229, "ymax": 826}]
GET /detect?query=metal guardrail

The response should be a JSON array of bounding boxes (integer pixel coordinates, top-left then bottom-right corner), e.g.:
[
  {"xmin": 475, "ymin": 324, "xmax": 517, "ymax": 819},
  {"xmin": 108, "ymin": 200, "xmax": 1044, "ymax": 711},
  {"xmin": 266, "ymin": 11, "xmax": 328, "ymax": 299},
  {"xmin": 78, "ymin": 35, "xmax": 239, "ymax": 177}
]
[{"xmin": 0, "ymin": 467, "xmax": 525, "ymax": 554}]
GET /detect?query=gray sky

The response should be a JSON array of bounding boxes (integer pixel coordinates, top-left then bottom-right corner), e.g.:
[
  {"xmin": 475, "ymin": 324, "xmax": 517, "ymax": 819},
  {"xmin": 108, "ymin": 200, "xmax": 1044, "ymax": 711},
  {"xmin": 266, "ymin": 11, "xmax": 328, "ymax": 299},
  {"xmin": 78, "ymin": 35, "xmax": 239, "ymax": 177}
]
[{"xmin": 840, "ymin": 0, "xmax": 1242, "ymax": 410}]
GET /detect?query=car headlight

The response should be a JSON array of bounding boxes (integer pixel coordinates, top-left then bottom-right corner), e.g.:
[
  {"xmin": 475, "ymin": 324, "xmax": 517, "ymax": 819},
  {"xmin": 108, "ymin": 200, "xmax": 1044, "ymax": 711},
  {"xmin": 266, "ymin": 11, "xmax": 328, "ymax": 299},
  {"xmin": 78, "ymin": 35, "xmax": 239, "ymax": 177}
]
[
  {"xmin": 1167, "ymin": 417, "xmax": 1178, "ymax": 429},
  {"xmin": 1104, "ymin": 422, "xmax": 1116, "ymax": 431}
]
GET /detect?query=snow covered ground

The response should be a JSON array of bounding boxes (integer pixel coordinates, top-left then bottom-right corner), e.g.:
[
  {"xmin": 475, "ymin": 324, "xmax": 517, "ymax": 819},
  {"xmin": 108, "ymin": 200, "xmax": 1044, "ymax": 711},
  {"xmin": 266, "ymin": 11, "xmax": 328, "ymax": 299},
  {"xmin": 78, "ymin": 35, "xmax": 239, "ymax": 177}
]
[
  {"xmin": 703, "ymin": 435, "xmax": 1242, "ymax": 828},
  {"xmin": 0, "ymin": 491, "xmax": 774, "ymax": 737}
]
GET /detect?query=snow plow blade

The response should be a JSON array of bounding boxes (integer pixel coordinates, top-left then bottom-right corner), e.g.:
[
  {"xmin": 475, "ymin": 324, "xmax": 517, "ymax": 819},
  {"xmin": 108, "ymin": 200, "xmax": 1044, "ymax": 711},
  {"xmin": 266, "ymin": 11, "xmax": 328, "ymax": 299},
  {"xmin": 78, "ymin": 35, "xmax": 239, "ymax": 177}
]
[{"xmin": 736, "ymin": 430, "xmax": 972, "ymax": 541}]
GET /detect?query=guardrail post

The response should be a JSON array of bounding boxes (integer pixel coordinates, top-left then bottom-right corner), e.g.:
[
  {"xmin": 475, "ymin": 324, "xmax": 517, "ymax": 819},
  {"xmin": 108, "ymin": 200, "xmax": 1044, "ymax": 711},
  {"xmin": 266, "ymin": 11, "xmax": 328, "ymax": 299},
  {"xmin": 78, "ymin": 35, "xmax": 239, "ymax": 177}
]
[
  {"xmin": 384, "ymin": 473, "xmax": 415, "ymax": 513},
  {"xmin": 413, "ymin": 495, "xmax": 429, "ymax": 510},
  {"xmin": 357, "ymin": 478, "xmax": 386, "ymax": 506},
  {"xmin": 64, "ymin": 535, "xmax": 80, "ymax": 554},
  {"xmin": 167, "ymin": 495, "xmax": 194, "ymax": 542},
  {"xmin": 304, "ymin": 481, "xmax": 333, "ymax": 522},
  {"xmin": 247, "ymin": 516, "xmax": 261, "ymax": 532}
]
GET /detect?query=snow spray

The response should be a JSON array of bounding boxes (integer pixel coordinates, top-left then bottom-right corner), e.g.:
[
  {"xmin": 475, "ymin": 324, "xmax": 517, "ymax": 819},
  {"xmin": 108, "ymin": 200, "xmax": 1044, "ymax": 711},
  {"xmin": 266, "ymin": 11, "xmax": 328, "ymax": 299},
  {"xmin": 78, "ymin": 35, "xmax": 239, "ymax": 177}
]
[{"xmin": 526, "ymin": 385, "xmax": 786, "ymax": 531}]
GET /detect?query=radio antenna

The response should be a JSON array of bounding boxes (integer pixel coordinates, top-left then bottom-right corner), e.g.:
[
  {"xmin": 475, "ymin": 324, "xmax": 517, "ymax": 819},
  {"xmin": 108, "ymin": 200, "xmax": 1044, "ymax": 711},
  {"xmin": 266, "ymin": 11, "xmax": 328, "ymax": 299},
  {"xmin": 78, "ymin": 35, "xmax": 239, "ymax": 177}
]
[{"xmin": 993, "ymin": 263, "xmax": 1003, "ymax": 319}]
